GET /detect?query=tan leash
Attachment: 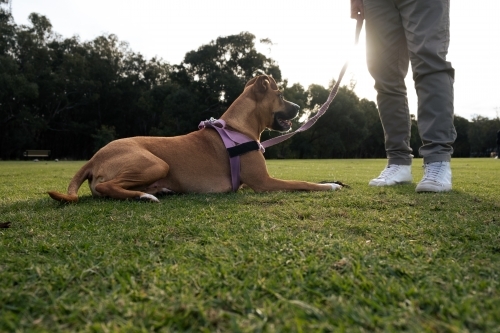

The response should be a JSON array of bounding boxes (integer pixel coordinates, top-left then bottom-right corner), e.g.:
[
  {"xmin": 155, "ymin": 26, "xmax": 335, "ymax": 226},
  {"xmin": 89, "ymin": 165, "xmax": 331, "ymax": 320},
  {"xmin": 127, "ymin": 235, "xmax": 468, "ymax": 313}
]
[{"xmin": 261, "ymin": 17, "xmax": 364, "ymax": 149}]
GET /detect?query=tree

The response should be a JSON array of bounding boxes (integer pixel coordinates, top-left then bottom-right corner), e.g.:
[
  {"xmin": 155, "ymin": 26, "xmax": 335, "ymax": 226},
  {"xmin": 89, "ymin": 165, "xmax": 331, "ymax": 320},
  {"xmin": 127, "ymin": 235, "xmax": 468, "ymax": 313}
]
[
  {"xmin": 181, "ymin": 32, "xmax": 280, "ymax": 102},
  {"xmin": 357, "ymin": 99, "xmax": 385, "ymax": 158},
  {"xmin": 2, "ymin": 9, "xmax": 497, "ymax": 160},
  {"xmin": 287, "ymin": 83, "xmax": 370, "ymax": 159},
  {"xmin": 468, "ymin": 115, "xmax": 500, "ymax": 157},
  {"xmin": 452, "ymin": 115, "xmax": 470, "ymax": 157},
  {"xmin": 0, "ymin": 12, "xmax": 51, "ymax": 158}
]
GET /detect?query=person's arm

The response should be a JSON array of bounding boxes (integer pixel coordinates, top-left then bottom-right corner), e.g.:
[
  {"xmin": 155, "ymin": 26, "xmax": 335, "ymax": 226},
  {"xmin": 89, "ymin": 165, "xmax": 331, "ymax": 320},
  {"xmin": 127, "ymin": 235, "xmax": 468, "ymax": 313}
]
[{"xmin": 350, "ymin": 0, "xmax": 364, "ymax": 20}]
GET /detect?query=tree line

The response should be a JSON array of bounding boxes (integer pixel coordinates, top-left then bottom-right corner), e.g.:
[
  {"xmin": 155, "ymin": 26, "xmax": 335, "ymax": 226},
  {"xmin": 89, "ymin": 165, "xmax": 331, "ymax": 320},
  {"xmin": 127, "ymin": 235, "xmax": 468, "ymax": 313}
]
[{"xmin": 1, "ymin": 5, "xmax": 499, "ymax": 160}]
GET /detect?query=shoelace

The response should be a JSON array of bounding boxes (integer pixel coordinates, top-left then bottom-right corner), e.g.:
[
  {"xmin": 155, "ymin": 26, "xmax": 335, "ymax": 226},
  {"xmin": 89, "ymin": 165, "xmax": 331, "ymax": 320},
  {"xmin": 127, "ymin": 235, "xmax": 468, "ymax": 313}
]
[
  {"xmin": 422, "ymin": 162, "xmax": 443, "ymax": 181},
  {"xmin": 377, "ymin": 165, "xmax": 401, "ymax": 179}
]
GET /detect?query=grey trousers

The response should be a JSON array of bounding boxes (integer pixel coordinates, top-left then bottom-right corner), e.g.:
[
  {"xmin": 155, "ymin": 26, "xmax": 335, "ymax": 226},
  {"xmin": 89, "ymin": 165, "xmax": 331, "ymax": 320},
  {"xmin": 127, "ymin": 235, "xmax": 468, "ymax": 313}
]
[{"xmin": 364, "ymin": 0, "xmax": 457, "ymax": 165}]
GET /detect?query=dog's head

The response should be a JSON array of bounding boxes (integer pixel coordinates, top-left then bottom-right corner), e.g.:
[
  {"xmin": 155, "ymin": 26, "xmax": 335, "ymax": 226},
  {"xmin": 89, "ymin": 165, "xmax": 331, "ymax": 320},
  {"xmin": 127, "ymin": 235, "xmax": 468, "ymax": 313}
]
[{"xmin": 245, "ymin": 75, "xmax": 300, "ymax": 132}]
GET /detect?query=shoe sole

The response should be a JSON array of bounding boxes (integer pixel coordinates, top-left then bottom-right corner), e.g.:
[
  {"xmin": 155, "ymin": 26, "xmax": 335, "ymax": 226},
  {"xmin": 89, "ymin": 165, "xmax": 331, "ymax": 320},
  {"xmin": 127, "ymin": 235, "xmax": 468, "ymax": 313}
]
[
  {"xmin": 415, "ymin": 185, "xmax": 452, "ymax": 193},
  {"xmin": 368, "ymin": 181, "xmax": 413, "ymax": 187}
]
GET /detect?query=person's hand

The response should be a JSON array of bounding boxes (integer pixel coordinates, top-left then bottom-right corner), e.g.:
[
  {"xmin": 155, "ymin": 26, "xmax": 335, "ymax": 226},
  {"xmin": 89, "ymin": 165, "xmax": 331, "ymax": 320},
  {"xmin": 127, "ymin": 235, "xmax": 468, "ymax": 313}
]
[{"xmin": 350, "ymin": 0, "xmax": 364, "ymax": 20}]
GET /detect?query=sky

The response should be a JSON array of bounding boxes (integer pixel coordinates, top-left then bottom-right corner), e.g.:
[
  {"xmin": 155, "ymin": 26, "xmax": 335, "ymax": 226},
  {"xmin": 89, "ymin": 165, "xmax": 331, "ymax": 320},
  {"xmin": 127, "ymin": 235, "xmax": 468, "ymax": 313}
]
[{"xmin": 10, "ymin": 0, "xmax": 500, "ymax": 120}]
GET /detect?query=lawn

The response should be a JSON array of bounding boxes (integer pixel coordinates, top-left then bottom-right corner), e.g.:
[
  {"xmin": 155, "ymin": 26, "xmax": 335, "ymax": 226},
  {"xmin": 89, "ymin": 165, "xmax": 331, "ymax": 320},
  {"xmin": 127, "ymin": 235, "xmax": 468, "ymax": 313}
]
[{"xmin": 1, "ymin": 158, "xmax": 499, "ymax": 332}]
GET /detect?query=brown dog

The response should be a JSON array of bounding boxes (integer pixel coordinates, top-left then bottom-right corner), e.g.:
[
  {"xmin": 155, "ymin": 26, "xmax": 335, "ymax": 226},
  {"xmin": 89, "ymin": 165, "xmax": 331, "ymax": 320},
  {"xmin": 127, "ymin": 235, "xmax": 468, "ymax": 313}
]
[{"xmin": 48, "ymin": 75, "xmax": 342, "ymax": 203}]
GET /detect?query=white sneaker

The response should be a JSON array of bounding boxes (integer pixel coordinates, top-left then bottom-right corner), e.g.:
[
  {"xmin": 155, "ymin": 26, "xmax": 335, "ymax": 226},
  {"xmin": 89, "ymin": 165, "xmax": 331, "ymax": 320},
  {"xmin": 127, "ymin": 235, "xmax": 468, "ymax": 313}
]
[
  {"xmin": 415, "ymin": 161, "xmax": 452, "ymax": 192},
  {"xmin": 368, "ymin": 165, "xmax": 412, "ymax": 186}
]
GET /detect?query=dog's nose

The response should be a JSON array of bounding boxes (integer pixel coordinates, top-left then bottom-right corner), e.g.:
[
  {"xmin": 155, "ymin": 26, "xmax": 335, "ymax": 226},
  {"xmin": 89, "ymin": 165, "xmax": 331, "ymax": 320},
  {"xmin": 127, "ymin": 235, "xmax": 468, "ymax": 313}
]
[
  {"xmin": 289, "ymin": 102, "xmax": 300, "ymax": 118},
  {"xmin": 290, "ymin": 102, "xmax": 300, "ymax": 111}
]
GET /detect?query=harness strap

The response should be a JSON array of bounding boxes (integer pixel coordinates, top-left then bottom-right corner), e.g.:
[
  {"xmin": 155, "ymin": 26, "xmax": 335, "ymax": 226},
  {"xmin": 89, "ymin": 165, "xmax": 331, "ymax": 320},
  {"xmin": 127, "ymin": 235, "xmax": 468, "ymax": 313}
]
[
  {"xmin": 198, "ymin": 118, "xmax": 264, "ymax": 192},
  {"xmin": 227, "ymin": 141, "xmax": 261, "ymax": 158}
]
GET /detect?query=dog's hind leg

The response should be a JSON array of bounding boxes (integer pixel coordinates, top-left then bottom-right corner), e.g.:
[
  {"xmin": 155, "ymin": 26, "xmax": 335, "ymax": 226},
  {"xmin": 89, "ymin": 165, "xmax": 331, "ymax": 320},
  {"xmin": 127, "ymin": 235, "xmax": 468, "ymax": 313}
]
[{"xmin": 94, "ymin": 159, "xmax": 170, "ymax": 202}]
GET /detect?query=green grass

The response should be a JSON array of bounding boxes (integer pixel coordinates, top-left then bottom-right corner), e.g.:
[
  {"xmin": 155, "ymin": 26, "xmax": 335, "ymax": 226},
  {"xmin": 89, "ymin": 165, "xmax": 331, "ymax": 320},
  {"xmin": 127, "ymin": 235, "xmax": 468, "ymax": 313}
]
[{"xmin": 1, "ymin": 158, "xmax": 499, "ymax": 332}]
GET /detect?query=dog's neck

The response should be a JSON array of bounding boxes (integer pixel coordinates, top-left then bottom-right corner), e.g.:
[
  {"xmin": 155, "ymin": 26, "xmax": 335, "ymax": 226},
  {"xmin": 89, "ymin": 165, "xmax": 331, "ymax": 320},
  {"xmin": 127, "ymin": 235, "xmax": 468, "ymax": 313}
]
[{"xmin": 220, "ymin": 97, "xmax": 264, "ymax": 141}]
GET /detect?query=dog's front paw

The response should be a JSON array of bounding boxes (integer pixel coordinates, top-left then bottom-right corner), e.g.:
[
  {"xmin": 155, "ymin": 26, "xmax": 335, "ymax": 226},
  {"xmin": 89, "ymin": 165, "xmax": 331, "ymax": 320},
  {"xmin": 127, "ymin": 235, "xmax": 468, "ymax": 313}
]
[
  {"xmin": 327, "ymin": 183, "xmax": 343, "ymax": 191},
  {"xmin": 320, "ymin": 180, "xmax": 349, "ymax": 190},
  {"xmin": 331, "ymin": 183, "xmax": 343, "ymax": 190}
]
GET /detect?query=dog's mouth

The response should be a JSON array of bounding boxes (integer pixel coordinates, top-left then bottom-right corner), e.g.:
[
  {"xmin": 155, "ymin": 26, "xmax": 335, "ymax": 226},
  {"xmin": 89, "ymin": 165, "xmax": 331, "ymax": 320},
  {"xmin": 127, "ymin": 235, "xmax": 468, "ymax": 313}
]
[
  {"xmin": 275, "ymin": 116, "xmax": 293, "ymax": 131},
  {"xmin": 272, "ymin": 104, "xmax": 299, "ymax": 132},
  {"xmin": 272, "ymin": 113, "xmax": 295, "ymax": 132}
]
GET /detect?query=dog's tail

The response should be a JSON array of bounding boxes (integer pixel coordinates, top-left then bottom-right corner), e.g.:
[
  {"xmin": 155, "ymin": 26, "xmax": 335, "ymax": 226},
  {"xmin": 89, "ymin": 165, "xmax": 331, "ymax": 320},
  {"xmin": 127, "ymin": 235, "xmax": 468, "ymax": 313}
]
[{"xmin": 47, "ymin": 162, "xmax": 92, "ymax": 203}]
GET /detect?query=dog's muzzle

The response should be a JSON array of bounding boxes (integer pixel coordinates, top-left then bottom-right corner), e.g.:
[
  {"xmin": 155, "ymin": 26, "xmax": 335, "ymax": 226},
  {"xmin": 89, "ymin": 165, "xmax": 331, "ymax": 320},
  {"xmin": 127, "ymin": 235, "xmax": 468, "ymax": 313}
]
[{"xmin": 272, "ymin": 102, "xmax": 300, "ymax": 132}]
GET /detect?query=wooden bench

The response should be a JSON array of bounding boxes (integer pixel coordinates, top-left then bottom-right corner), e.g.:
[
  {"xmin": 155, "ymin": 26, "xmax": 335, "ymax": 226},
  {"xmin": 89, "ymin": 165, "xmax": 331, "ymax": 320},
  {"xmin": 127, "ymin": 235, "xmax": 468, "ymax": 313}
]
[{"xmin": 23, "ymin": 150, "xmax": 51, "ymax": 159}]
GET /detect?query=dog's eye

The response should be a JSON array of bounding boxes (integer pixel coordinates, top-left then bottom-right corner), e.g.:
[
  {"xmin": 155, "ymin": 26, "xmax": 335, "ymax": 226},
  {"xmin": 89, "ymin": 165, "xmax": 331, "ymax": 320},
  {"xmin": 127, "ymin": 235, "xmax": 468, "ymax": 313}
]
[{"xmin": 279, "ymin": 94, "xmax": 284, "ymax": 100}]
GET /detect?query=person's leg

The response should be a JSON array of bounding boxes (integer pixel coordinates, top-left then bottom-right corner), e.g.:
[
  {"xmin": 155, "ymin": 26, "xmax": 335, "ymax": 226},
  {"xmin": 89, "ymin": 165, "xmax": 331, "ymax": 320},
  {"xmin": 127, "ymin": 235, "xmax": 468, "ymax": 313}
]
[
  {"xmin": 365, "ymin": 0, "xmax": 413, "ymax": 166},
  {"xmin": 398, "ymin": 0, "xmax": 456, "ymax": 163},
  {"xmin": 398, "ymin": 0, "xmax": 456, "ymax": 191},
  {"xmin": 365, "ymin": 0, "xmax": 413, "ymax": 186}
]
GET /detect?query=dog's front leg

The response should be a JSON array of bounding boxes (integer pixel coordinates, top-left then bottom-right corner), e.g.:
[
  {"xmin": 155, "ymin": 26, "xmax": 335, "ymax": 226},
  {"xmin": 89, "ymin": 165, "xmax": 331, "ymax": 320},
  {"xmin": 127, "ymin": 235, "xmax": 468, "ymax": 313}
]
[
  {"xmin": 240, "ymin": 153, "xmax": 341, "ymax": 192},
  {"xmin": 250, "ymin": 177, "xmax": 341, "ymax": 192}
]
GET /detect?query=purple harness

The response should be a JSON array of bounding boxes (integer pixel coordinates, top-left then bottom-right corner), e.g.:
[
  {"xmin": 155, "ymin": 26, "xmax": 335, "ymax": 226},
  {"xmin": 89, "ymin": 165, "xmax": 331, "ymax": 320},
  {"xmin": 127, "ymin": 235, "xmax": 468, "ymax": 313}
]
[{"xmin": 198, "ymin": 118, "xmax": 265, "ymax": 192}]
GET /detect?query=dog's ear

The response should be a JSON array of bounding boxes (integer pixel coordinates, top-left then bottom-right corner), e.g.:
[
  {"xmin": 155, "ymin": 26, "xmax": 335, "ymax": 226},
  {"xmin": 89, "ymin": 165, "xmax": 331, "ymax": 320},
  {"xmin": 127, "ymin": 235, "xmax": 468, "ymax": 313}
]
[
  {"xmin": 252, "ymin": 75, "xmax": 271, "ymax": 94},
  {"xmin": 245, "ymin": 76, "xmax": 260, "ymax": 88}
]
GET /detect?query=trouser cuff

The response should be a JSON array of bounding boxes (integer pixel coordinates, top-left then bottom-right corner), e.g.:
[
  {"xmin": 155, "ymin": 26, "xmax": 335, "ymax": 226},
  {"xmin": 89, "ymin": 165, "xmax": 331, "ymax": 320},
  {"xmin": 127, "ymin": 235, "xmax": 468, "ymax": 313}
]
[
  {"xmin": 387, "ymin": 158, "xmax": 413, "ymax": 166},
  {"xmin": 423, "ymin": 155, "xmax": 451, "ymax": 164}
]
